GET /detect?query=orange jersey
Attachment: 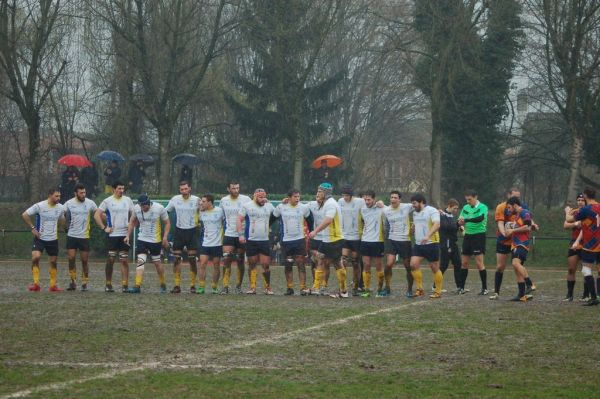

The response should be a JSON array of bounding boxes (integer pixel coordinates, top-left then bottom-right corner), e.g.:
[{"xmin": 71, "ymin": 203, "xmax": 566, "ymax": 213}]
[{"xmin": 495, "ymin": 202, "xmax": 516, "ymax": 246}]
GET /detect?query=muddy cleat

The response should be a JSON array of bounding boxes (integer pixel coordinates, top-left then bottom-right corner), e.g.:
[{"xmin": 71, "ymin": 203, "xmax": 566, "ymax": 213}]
[
  {"xmin": 196, "ymin": 287, "xmax": 205, "ymax": 295},
  {"xmin": 360, "ymin": 290, "xmax": 371, "ymax": 298},
  {"xmin": 352, "ymin": 288, "xmax": 360, "ymax": 296},
  {"xmin": 49, "ymin": 285, "xmax": 64, "ymax": 292},
  {"xmin": 384, "ymin": 287, "xmax": 391, "ymax": 295},
  {"xmin": 429, "ymin": 292, "xmax": 442, "ymax": 299},
  {"xmin": 300, "ymin": 288, "xmax": 310, "ymax": 296},
  {"xmin": 212, "ymin": 288, "xmax": 219, "ymax": 294},
  {"xmin": 121, "ymin": 285, "xmax": 128, "ymax": 293},
  {"xmin": 561, "ymin": 295, "xmax": 573, "ymax": 302},
  {"xmin": 190, "ymin": 286, "xmax": 196, "ymax": 294},
  {"xmin": 457, "ymin": 288, "xmax": 467, "ymax": 295},
  {"xmin": 413, "ymin": 288, "xmax": 425, "ymax": 298},
  {"xmin": 329, "ymin": 291, "xmax": 348, "ymax": 298},
  {"xmin": 104, "ymin": 284, "xmax": 114, "ymax": 293},
  {"xmin": 127, "ymin": 286, "xmax": 141, "ymax": 294},
  {"xmin": 284, "ymin": 288, "xmax": 294, "ymax": 296},
  {"xmin": 405, "ymin": 291, "xmax": 413, "ymax": 298},
  {"xmin": 525, "ymin": 286, "xmax": 534, "ymax": 295},
  {"xmin": 234, "ymin": 287, "xmax": 243, "ymax": 295},
  {"xmin": 160, "ymin": 285, "xmax": 167, "ymax": 294},
  {"xmin": 582, "ymin": 298, "xmax": 600, "ymax": 306},
  {"xmin": 579, "ymin": 296, "xmax": 590, "ymax": 302},
  {"xmin": 489, "ymin": 292, "xmax": 500, "ymax": 300},
  {"xmin": 220, "ymin": 287, "xmax": 230, "ymax": 295},
  {"xmin": 81, "ymin": 284, "xmax": 88, "ymax": 292},
  {"xmin": 28, "ymin": 283, "xmax": 41, "ymax": 292},
  {"xmin": 509, "ymin": 295, "xmax": 528, "ymax": 302},
  {"xmin": 170, "ymin": 286, "xmax": 181, "ymax": 294},
  {"xmin": 264, "ymin": 288, "xmax": 274, "ymax": 295},
  {"xmin": 67, "ymin": 282, "xmax": 77, "ymax": 291},
  {"xmin": 478, "ymin": 289, "xmax": 489, "ymax": 295},
  {"xmin": 245, "ymin": 288, "xmax": 257, "ymax": 295},
  {"xmin": 375, "ymin": 290, "xmax": 388, "ymax": 298}
]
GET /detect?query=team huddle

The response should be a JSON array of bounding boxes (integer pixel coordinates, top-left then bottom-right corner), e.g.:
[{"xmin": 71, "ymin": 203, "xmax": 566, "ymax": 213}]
[{"xmin": 20, "ymin": 180, "xmax": 600, "ymax": 305}]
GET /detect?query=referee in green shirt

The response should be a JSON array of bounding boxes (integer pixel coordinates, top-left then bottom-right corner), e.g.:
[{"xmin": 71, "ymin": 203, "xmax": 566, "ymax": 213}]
[{"xmin": 457, "ymin": 189, "xmax": 489, "ymax": 295}]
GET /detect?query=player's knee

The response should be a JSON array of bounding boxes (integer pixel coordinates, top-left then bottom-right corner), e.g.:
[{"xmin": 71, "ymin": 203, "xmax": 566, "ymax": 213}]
[
  {"xmin": 582, "ymin": 265, "xmax": 593, "ymax": 277},
  {"xmin": 108, "ymin": 251, "xmax": 117, "ymax": 260},
  {"xmin": 150, "ymin": 254, "xmax": 161, "ymax": 263},
  {"xmin": 119, "ymin": 251, "xmax": 128, "ymax": 260},
  {"xmin": 136, "ymin": 253, "xmax": 147, "ymax": 268}
]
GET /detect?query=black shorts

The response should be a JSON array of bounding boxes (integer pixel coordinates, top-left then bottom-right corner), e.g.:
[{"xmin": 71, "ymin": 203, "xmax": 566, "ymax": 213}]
[
  {"xmin": 318, "ymin": 240, "xmax": 344, "ymax": 260},
  {"xmin": 385, "ymin": 240, "xmax": 412, "ymax": 259},
  {"xmin": 223, "ymin": 235, "xmax": 245, "ymax": 250},
  {"xmin": 343, "ymin": 239, "xmax": 361, "ymax": 253},
  {"xmin": 172, "ymin": 227, "xmax": 199, "ymax": 251},
  {"xmin": 281, "ymin": 239, "xmax": 307, "ymax": 258},
  {"xmin": 199, "ymin": 245, "xmax": 223, "ymax": 258},
  {"xmin": 462, "ymin": 233, "xmax": 486, "ymax": 256},
  {"xmin": 360, "ymin": 241, "xmax": 384, "ymax": 258},
  {"xmin": 580, "ymin": 251, "xmax": 600, "ymax": 265},
  {"xmin": 511, "ymin": 246, "xmax": 528, "ymax": 264},
  {"xmin": 108, "ymin": 236, "xmax": 130, "ymax": 252},
  {"xmin": 246, "ymin": 240, "xmax": 270, "ymax": 257},
  {"xmin": 32, "ymin": 238, "xmax": 59, "ymax": 257},
  {"xmin": 310, "ymin": 239, "xmax": 322, "ymax": 251},
  {"xmin": 136, "ymin": 240, "xmax": 162, "ymax": 257},
  {"xmin": 66, "ymin": 236, "xmax": 90, "ymax": 252},
  {"xmin": 496, "ymin": 241, "xmax": 511, "ymax": 255},
  {"xmin": 412, "ymin": 243, "xmax": 440, "ymax": 262},
  {"xmin": 567, "ymin": 248, "xmax": 581, "ymax": 258}
]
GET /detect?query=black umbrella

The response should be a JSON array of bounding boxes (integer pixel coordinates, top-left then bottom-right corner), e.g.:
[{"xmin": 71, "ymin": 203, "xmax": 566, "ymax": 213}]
[
  {"xmin": 97, "ymin": 150, "xmax": 125, "ymax": 162},
  {"xmin": 172, "ymin": 153, "xmax": 200, "ymax": 165},
  {"xmin": 130, "ymin": 153, "xmax": 154, "ymax": 163}
]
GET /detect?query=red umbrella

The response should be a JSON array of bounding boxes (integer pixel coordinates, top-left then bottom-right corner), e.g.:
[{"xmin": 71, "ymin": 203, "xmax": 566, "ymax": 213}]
[
  {"xmin": 58, "ymin": 154, "xmax": 92, "ymax": 168},
  {"xmin": 311, "ymin": 154, "xmax": 343, "ymax": 169}
]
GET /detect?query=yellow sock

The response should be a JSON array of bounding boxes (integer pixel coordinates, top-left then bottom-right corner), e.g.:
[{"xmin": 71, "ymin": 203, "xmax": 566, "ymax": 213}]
[
  {"xmin": 223, "ymin": 266, "xmax": 230, "ymax": 287},
  {"xmin": 32, "ymin": 265, "xmax": 40, "ymax": 284},
  {"xmin": 287, "ymin": 279, "xmax": 293, "ymax": 289},
  {"xmin": 336, "ymin": 268, "xmax": 347, "ymax": 291},
  {"xmin": 174, "ymin": 272, "xmax": 181, "ymax": 287},
  {"xmin": 69, "ymin": 268, "xmax": 77, "ymax": 283},
  {"xmin": 313, "ymin": 270, "xmax": 323, "ymax": 289},
  {"xmin": 434, "ymin": 270, "xmax": 443, "ymax": 294},
  {"xmin": 122, "ymin": 279, "xmax": 128, "ymax": 287},
  {"xmin": 385, "ymin": 269, "xmax": 392, "ymax": 288},
  {"xmin": 363, "ymin": 271, "xmax": 371, "ymax": 291},
  {"xmin": 211, "ymin": 281, "xmax": 217, "ymax": 290},
  {"xmin": 106, "ymin": 279, "xmax": 112, "ymax": 286},
  {"xmin": 81, "ymin": 272, "xmax": 89, "ymax": 284},
  {"xmin": 135, "ymin": 274, "xmax": 142, "ymax": 287},
  {"xmin": 250, "ymin": 269, "xmax": 257, "ymax": 289},
  {"xmin": 49, "ymin": 267, "xmax": 57, "ymax": 287},
  {"xmin": 189, "ymin": 271, "xmax": 197, "ymax": 287},
  {"xmin": 411, "ymin": 269, "xmax": 423, "ymax": 290},
  {"xmin": 199, "ymin": 279, "xmax": 206, "ymax": 288},
  {"xmin": 377, "ymin": 271, "xmax": 385, "ymax": 290},
  {"xmin": 159, "ymin": 274, "xmax": 165, "ymax": 285}
]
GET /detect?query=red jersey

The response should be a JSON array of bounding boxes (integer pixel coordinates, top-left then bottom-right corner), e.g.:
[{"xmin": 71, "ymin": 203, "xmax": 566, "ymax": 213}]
[
  {"xmin": 511, "ymin": 209, "xmax": 532, "ymax": 250},
  {"xmin": 574, "ymin": 203, "xmax": 600, "ymax": 253}
]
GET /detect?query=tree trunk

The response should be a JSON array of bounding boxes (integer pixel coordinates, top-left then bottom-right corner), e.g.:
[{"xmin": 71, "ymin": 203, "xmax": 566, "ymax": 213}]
[
  {"xmin": 566, "ymin": 125, "xmax": 583, "ymax": 203},
  {"xmin": 158, "ymin": 127, "xmax": 172, "ymax": 195},
  {"xmin": 429, "ymin": 121, "xmax": 442, "ymax": 208},
  {"xmin": 27, "ymin": 113, "xmax": 42, "ymax": 203},
  {"xmin": 292, "ymin": 130, "xmax": 303, "ymax": 191}
]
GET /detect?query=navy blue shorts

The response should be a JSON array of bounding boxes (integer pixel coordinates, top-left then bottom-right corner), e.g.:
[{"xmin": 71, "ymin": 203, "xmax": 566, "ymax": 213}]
[
  {"xmin": 281, "ymin": 238, "xmax": 307, "ymax": 258},
  {"xmin": 343, "ymin": 239, "xmax": 361, "ymax": 252},
  {"xmin": 385, "ymin": 240, "xmax": 411, "ymax": 258},
  {"xmin": 360, "ymin": 241, "xmax": 384, "ymax": 258},
  {"xmin": 223, "ymin": 235, "xmax": 245, "ymax": 250},
  {"xmin": 172, "ymin": 227, "xmax": 199, "ymax": 251},
  {"xmin": 310, "ymin": 239, "xmax": 322, "ymax": 251},
  {"xmin": 580, "ymin": 250, "xmax": 600, "ymax": 265},
  {"xmin": 412, "ymin": 243, "xmax": 440, "ymax": 262},
  {"xmin": 136, "ymin": 240, "xmax": 162, "ymax": 257},
  {"xmin": 66, "ymin": 237, "xmax": 90, "ymax": 252},
  {"xmin": 108, "ymin": 236, "xmax": 130, "ymax": 252},
  {"xmin": 199, "ymin": 245, "xmax": 223, "ymax": 258},
  {"xmin": 32, "ymin": 238, "xmax": 59, "ymax": 257},
  {"xmin": 318, "ymin": 240, "xmax": 343, "ymax": 260},
  {"xmin": 246, "ymin": 240, "xmax": 270, "ymax": 257},
  {"xmin": 496, "ymin": 241, "xmax": 511, "ymax": 255},
  {"xmin": 511, "ymin": 246, "xmax": 528, "ymax": 264}
]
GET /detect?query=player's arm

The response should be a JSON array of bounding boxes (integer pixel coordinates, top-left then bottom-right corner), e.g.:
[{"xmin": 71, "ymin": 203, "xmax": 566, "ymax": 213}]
[
  {"xmin": 94, "ymin": 208, "xmax": 111, "ymax": 234},
  {"xmin": 237, "ymin": 208, "xmax": 247, "ymax": 243},
  {"xmin": 21, "ymin": 209, "xmax": 40, "ymax": 239},
  {"xmin": 309, "ymin": 216, "xmax": 333, "ymax": 239},
  {"xmin": 571, "ymin": 230, "xmax": 583, "ymax": 250},
  {"xmin": 58, "ymin": 212, "xmax": 67, "ymax": 232},
  {"xmin": 123, "ymin": 213, "xmax": 139, "ymax": 245},
  {"xmin": 161, "ymin": 213, "xmax": 171, "ymax": 248}
]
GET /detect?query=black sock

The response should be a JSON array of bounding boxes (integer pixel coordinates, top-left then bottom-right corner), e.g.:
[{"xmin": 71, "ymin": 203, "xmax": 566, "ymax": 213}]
[
  {"xmin": 567, "ymin": 280, "xmax": 575, "ymax": 297},
  {"xmin": 584, "ymin": 276, "xmax": 597, "ymax": 300},
  {"xmin": 454, "ymin": 265, "xmax": 461, "ymax": 289},
  {"xmin": 460, "ymin": 269, "xmax": 468, "ymax": 289},
  {"xmin": 583, "ymin": 281, "xmax": 590, "ymax": 298},
  {"xmin": 479, "ymin": 269, "xmax": 487, "ymax": 290},
  {"xmin": 494, "ymin": 272, "xmax": 503, "ymax": 294},
  {"xmin": 525, "ymin": 277, "xmax": 532, "ymax": 288},
  {"xmin": 518, "ymin": 282, "xmax": 526, "ymax": 297},
  {"xmin": 263, "ymin": 271, "xmax": 271, "ymax": 286}
]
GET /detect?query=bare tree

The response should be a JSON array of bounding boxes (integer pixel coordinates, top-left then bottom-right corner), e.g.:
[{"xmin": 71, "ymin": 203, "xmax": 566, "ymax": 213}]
[{"xmin": 0, "ymin": 0, "xmax": 67, "ymax": 201}]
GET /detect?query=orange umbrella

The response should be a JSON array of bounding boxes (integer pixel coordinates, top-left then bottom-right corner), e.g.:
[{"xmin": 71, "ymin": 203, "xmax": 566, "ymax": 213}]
[
  {"xmin": 58, "ymin": 154, "xmax": 92, "ymax": 168},
  {"xmin": 311, "ymin": 155, "xmax": 342, "ymax": 169}
]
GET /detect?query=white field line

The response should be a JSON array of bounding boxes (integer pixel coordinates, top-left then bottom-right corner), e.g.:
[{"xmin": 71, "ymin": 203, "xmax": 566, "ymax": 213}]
[
  {"xmin": 1, "ymin": 299, "xmax": 432, "ymax": 399},
  {"xmin": 1, "ymin": 278, "xmax": 558, "ymax": 399}
]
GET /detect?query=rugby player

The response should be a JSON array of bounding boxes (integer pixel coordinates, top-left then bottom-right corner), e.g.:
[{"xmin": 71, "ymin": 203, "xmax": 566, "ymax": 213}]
[
  {"xmin": 562, "ymin": 193, "xmax": 586, "ymax": 301},
  {"xmin": 504, "ymin": 197, "xmax": 534, "ymax": 302},
  {"xmin": 383, "ymin": 190, "xmax": 414, "ymax": 297},
  {"xmin": 22, "ymin": 188, "xmax": 66, "ymax": 292},
  {"xmin": 458, "ymin": 189, "xmax": 488, "ymax": 295},
  {"xmin": 64, "ymin": 183, "xmax": 97, "ymax": 291},
  {"xmin": 409, "ymin": 194, "xmax": 442, "ymax": 298},
  {"xmin": 439, "ymin": 198, "xmax": 461, "ymax": 292},
  {"xmin": 273, "ymin": 189, "xmax": 313, "ymax": 295},
  {"xmin": 358, "ymin": 190, "xmax": 385, "ymax": 298},
  {"xmin": 165, "ymin": 181, "xmax": 200, "ymax": 294},
  {"xmin": 124, "ymin": 195, "xmax": 170, "ymax": 293},
  {"xmin": 566, "ymin": 188, "xmax": 600, "ymax": 306},
  {"xmin": 197, "ymin": 194, "xmax": 225, "ymax": 294},
  {"xmin": 94, "ymin": 181, "xmax": 134, "ymax": 292},
  {"xmin": 308, "ymin": 183, "xmax": 347, "ymax": 298},
  {"xmin": 238, "ymin": 189, "xmax": 276, "ymax": 295},
  {"xmin": 339, "ymin": 184, "xmax": 364, "ymax": 295},
  {"xmin": 221, "ymin": 182, "xmax": 252, "ymax": 294}
]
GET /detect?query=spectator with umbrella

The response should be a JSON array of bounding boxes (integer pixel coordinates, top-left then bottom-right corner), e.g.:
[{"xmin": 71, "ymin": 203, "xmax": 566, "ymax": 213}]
[
  {"xmin": 172, "ymin": 153, "xmax": 200, "ymax": 185},
  {"xmin": 103, "ymin": 161, "xmax": 122, "ymax": 193},
  {"xmin": 311, "ymin": 155, "xmax": 342, "ymax": 186},
  {"xmin": 127, "ymin": 161, "xmax": 146, "ymax": 194}
]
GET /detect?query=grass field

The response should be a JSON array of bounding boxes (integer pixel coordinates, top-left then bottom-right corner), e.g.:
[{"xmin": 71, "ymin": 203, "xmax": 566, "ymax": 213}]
[{"xmin": 0, "ymin": 260, "xmax": 598, "ymax": 398}]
